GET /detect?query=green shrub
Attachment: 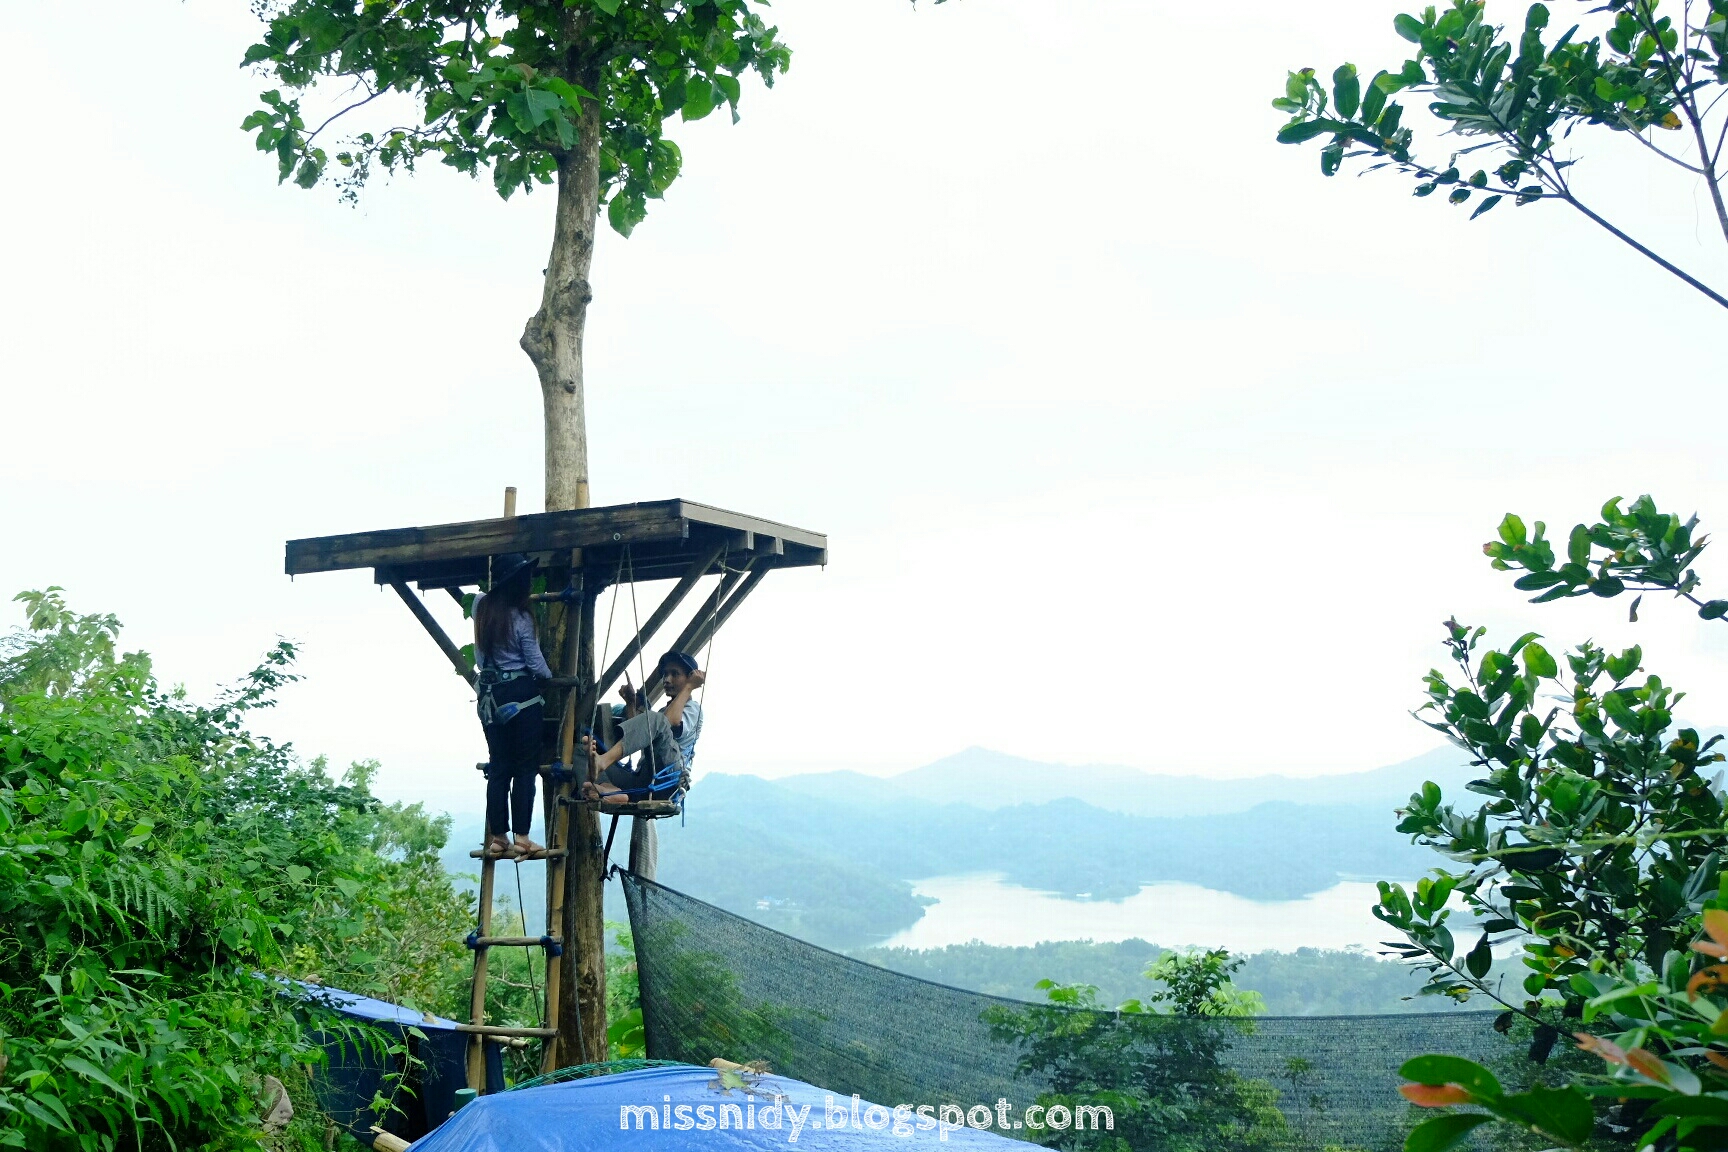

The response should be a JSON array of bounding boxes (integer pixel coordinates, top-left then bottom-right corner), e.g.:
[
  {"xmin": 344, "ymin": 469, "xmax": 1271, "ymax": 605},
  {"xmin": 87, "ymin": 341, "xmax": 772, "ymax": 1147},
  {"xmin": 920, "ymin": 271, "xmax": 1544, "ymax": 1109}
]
[{"xmin": 0, "ymin": 591, "xmax": 472, "ymax": 1150}]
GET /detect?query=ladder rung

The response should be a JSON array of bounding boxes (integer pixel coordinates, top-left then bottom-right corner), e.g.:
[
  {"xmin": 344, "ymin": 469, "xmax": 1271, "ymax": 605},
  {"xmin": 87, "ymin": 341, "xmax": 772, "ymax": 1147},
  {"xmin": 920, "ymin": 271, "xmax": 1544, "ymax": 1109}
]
[
  {"xmin": 472, "ymin": 935, "xmax": 563, "ymax": 948},
  {"xmin": 455, "ymin": 1023, "xmax": 557, "ymax": 1038},
  {"xmin": 468, "ymin": 847, "xmax": 568, "ymax": 860}
]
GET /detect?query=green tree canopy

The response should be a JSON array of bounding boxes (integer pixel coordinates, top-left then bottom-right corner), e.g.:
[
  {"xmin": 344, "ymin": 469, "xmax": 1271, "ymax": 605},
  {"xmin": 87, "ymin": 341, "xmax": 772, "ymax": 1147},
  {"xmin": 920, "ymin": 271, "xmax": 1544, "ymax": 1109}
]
[
  {"xmin": 241, "ymin": 0, "xmax": 798, "ymax": 510},
  {"xmin": 241, "ymin": 0, "xmax": 790, "ymax": 229}
]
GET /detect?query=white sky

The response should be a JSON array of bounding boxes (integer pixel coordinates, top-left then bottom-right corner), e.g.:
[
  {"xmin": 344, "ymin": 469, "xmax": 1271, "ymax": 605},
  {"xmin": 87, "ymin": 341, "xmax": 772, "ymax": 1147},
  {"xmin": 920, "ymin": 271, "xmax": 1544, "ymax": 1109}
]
[{"xmin": 4, "ymin": 0, "xmax": 1727, "ymax": 815}]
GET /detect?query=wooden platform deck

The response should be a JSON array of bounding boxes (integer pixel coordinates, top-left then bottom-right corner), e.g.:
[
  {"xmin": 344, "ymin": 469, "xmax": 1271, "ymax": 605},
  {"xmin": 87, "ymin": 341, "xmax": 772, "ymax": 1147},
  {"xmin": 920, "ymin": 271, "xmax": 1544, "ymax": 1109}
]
[{"xmin": 285, "ymin": 498, "xmax": 825, "ymax": 589}]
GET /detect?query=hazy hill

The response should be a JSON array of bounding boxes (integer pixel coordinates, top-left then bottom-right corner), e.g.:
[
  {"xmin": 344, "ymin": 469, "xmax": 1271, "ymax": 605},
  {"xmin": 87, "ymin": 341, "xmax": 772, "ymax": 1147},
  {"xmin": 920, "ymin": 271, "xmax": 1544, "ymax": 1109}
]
[
  {"xmin": 443, "ymin": 744, "xmax": 1473, "ymax": 949},
  {"xmin": 766, "ymin": 745, "xmax": 1476, "ymax": 818}
]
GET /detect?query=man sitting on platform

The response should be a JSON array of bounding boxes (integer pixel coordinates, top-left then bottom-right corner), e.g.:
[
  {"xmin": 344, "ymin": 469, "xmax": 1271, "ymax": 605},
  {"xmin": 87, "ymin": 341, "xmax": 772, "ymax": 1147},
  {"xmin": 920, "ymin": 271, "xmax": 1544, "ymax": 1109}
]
[{"xmin": 580, "ymin": 650, "xmax": 704, "ymax": 806}]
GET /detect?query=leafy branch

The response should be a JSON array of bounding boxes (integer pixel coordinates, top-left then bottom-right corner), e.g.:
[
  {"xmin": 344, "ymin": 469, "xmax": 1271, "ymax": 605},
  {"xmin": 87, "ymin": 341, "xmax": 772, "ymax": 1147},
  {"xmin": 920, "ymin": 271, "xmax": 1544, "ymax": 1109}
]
[{"xmin": 1274, "ymin": 1, "xmax": 1728, "ymax": 310}]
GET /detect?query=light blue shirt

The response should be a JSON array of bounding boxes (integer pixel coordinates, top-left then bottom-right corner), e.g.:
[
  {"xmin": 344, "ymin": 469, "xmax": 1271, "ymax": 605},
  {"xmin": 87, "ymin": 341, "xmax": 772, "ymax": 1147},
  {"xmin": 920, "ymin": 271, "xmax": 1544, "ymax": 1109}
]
[
  {"xmin": 471, "ymin": 593, "xmax": 552, "ymax": 679},
  {"xmin": 670, "ymin": 698, "xmax": 702, "ymax": 770}
]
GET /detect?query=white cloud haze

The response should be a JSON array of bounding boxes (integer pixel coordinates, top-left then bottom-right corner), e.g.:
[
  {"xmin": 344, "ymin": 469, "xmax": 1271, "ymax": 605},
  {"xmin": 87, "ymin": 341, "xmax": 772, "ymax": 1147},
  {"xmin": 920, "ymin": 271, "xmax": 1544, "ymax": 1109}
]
[{"xmin": 4, "ymin": 0, "xmax": 1726, "ymax": 817}]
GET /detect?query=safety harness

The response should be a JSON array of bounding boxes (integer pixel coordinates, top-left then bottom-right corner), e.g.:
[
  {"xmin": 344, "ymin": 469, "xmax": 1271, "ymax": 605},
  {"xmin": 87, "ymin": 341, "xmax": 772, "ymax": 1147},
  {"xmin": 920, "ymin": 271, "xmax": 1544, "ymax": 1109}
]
[{"xmin": 476, "ymin": 666, "xmax": 544, "ymax": 727}]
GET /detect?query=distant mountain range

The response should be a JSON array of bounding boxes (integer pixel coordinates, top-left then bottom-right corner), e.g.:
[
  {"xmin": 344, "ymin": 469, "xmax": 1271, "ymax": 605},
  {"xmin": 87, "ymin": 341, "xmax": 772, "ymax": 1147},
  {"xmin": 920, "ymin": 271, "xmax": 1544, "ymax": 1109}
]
[
  {"xmin": 762, "ymin": 744, "xmax": 1478, "ymax": 818},
  {"xmin": 444, "ymin": 744, "xmax": 1483, "ymax": 950}
]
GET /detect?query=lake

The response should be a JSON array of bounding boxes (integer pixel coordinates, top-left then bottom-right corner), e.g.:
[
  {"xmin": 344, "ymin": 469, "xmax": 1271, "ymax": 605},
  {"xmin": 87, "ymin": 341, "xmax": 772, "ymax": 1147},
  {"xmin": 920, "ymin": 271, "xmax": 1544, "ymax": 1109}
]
[{"xmin": 882, "ymin": 873, "xmax": 1407, "ymax": 953}]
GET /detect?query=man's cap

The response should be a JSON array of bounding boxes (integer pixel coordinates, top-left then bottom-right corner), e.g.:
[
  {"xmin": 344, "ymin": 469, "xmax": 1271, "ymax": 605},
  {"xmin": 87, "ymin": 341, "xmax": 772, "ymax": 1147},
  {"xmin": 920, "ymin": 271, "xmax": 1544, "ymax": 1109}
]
[{"xmin": 660, "ymin": 650, "xmax": 699, "ymax": 674}]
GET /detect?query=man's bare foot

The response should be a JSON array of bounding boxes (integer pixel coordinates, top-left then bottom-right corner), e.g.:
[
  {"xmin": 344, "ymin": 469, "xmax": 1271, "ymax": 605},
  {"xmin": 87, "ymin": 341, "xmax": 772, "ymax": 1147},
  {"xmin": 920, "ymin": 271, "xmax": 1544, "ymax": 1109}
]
[
  {"xmin": 511, "ymin": 836, "xmax": 545, "ymax": 858},
  {"xmin": 580, "ymin": 734, "xmax": 619, "ymax": 771},
  {"xmin": 581, "ymin": 781, "xmax": 601, "ymax": 801},
  {"xmin": 483, "ymin": 835, "xmax": 511, "ymax": 858},
  {"xmin": 599, "ymin": 791, "xmax": 628, "ymax": 806}
]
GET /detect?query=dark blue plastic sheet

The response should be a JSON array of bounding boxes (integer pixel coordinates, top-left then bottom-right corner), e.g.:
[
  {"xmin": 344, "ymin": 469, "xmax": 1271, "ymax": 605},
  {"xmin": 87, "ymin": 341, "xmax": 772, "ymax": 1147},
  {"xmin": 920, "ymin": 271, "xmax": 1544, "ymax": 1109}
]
[
  {"xmin": 292, "ymin": 982, "xmax": 502, "ymax": 1141},
  {"xmin": 411, "ymin": 1064, "xmax": 1027, "ymax": 1152}
]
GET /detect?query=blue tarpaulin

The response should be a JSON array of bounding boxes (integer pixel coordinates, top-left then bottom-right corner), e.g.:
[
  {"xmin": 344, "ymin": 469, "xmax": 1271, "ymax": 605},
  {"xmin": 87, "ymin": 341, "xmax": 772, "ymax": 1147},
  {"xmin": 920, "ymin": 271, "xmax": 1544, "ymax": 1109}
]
[
  {"xmin": 293, "ymin": 982, "xmax": 502, "ymax": 1142},
  {"xmin": 411, "ymin": 1064, "xmax": 1027, "ymax": 1152}
]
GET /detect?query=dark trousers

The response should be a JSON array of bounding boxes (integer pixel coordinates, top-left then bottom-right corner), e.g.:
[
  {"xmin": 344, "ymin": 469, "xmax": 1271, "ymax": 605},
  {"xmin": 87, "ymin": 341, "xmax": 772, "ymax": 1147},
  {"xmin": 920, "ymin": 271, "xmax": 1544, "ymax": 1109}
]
[{"xmin": 480, "ymin": 678, "xmax": 543, "ymax": 837}]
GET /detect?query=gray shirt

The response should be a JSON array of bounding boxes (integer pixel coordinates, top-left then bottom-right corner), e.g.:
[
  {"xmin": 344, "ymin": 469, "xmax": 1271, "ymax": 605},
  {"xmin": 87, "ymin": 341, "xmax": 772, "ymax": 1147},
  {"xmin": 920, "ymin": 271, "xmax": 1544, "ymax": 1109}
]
[
  {"xmin": 670, "ymin": 698, "xmax": 702, "ymax": 771},
  {"xmin": 472, "ymin": 594, "xmax": 552, "ymax": 679}
]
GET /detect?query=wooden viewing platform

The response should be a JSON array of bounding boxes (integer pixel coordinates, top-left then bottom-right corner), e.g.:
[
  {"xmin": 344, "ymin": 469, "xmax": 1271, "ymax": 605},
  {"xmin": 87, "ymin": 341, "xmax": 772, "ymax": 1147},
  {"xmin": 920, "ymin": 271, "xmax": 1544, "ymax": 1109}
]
[{"xmin": 285, "ymin": 494, "xmax": 827, "ymax": 1087}]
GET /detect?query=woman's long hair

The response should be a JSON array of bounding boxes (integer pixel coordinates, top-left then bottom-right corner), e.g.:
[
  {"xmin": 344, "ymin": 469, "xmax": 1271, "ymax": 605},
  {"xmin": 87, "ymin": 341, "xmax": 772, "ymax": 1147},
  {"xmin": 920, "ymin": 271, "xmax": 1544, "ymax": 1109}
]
[{"xmin": 475, "ymin": 573, "xmax": 533, "ymax": 665}]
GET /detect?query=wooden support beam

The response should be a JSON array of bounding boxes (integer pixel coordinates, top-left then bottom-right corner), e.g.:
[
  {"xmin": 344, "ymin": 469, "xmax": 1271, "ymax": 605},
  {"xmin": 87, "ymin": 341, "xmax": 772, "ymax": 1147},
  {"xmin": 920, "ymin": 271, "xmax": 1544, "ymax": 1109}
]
[
  {"xmin": 454, "ymin": 1023, "xmax": 559, "ymax": 1039},
  {"xmin": 648, "ymin": 561, "xmax": 751, "ymax": 679},
  {"xmin": 574, "ymin": 539, "xmax": 730, "ymax": 727},
  {"xmin": 390, "ymin": 581, "xmax": 476, "ymax": 687},
  {"xmin": 370, "ymin": 1127, "xmax": 412, "ymax": 1152},
  {"xmin": 645, "ymin": 562, "xmax": 768, "ymax": 705}
]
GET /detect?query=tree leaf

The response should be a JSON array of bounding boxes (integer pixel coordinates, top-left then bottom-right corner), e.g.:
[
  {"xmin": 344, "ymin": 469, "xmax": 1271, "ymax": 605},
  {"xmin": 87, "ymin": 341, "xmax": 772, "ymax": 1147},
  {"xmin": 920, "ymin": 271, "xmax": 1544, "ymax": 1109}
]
[
  {"xmin": 1334, "ymin": 64, "xmax": 1361, "ymax": 118},
  {"xmin": 1277, "ymin": 120, "xmax": 1331, "ymax": 144},
  {"xmin": 1495, "ymin": 1085, "xmax": 1594, "ymax": 1143},
  {"xmin": 1404, "ymin": 1113, "xmax": 1495, "ymax": 1152},
  {"xmin": 1522, "ymin": 643, "xmax": 1557, "ymax": 678},
  {"xmin": 682, "ymin": 77, "xmax": 716, "ymax": 121},
  {"xmin": 1465, "ymin": 935, "xmax": 1493, "ymax": 978},
  {"xmin": 1401, "ymin": 1055, "xmax": 1504, "ymax": 1099},
  {"xmin": 62, "ymin": 1057, "xmax": 131, "ymax": 1099},
  {"xmin": 1394, "ymin": 13, "xmax": 1426, "ymax": 42}
]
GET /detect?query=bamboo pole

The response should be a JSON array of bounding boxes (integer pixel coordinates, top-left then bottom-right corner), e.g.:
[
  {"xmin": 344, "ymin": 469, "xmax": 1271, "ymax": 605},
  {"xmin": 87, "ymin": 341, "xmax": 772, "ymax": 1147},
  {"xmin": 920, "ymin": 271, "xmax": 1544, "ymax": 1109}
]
[
  {"xmin": 466, "ymin": 850, "xmax": 497, "ymax": 1091},
  {"xmin": 539, "ymin": 686, "xmax": 579, "ymax": 1074}
]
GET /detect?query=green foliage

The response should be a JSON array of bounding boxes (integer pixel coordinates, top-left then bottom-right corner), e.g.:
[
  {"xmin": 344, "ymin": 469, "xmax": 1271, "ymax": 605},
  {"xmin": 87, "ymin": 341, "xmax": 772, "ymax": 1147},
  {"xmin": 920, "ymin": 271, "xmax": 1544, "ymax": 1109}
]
[
  {"xmin": 1138, "ymin": 950, "xmax": 1268, "ymax": 1018},
  {"xmin": 1396, "ymin": 1052, "xmax": 1595, "ymax": 1152},
  {"xmin": 1485, "ymin": 494, "xmax": 1727, "ymax": 622},
  {"xmin": 0, "ymin": 591, "xmax": 476, "ymax": 1150},
  {"xmin": 1390, "ymin": 499, "xmax": 1728, "ymax": 1150},
  {"xmin": 0, "ymin": 589, "xmax": 150, "ymax": 707},
  {"xmin": 606, "ymin": 923, "xmax": 643, "ymax": 1059},
  {"xmin": 1379, "ymin": 500, "xmax": 1727, "ymax": 1017},
  {"xmin": 985, "ymin": 954, "xmax": 1284, "ymax": 1152},
  {"xmin": 1273, "ymin": 1, "xmax": 1728, "ymax": 308},
  {"xmin": 239, "ymin": 0, "xmax": 794, "ymax": 228}
]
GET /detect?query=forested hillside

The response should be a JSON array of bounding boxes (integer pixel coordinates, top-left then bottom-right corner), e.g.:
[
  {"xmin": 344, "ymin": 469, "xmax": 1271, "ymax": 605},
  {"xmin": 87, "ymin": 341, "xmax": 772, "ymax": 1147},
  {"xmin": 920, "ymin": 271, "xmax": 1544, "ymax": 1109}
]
[{"xmin": 855, "ymin": 939, "xmax": 1496, "ymax": 1016}]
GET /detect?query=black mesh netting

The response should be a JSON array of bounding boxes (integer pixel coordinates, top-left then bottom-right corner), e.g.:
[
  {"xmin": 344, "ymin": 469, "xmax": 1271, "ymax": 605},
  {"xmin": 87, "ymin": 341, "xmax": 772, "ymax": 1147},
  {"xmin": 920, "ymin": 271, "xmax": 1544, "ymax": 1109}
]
[{"xmin": 622, "ymin": 873, "xmax": 1548, "ymax": 1152}]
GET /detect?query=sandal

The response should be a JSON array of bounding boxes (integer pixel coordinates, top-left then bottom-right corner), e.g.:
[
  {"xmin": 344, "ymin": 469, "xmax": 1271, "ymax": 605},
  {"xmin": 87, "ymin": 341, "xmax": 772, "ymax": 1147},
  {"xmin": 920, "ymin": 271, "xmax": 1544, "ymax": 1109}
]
[
  {"xmin": 510, "ymin": 837, "xmax": 546, "ymax": 859},
  {"xmin": 482, "ymin": 835, "xmax": 512, "ymax": 858}
]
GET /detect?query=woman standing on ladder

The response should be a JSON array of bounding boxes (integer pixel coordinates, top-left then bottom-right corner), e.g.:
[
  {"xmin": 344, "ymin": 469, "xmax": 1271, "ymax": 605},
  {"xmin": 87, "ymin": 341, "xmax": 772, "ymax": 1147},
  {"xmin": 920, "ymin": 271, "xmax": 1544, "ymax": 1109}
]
[{"xmin": 473, "ymin": 553, "xmax": 549, "ymax": 859}]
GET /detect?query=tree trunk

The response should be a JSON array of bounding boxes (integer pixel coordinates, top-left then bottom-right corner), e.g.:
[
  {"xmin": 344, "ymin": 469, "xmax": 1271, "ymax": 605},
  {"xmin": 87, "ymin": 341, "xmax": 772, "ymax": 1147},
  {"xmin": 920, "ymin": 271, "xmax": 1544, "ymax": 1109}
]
[
  {"xmin": 553, "ymin": 591, "xmax": 608, "ymax": 1067},
  {"xmin": 523, "ymin": 63, "xmax": 610, "ymax": 1068},
  {"xmin": 521, "ymin": 96, "xmax": 603, "ymax": 514}
]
